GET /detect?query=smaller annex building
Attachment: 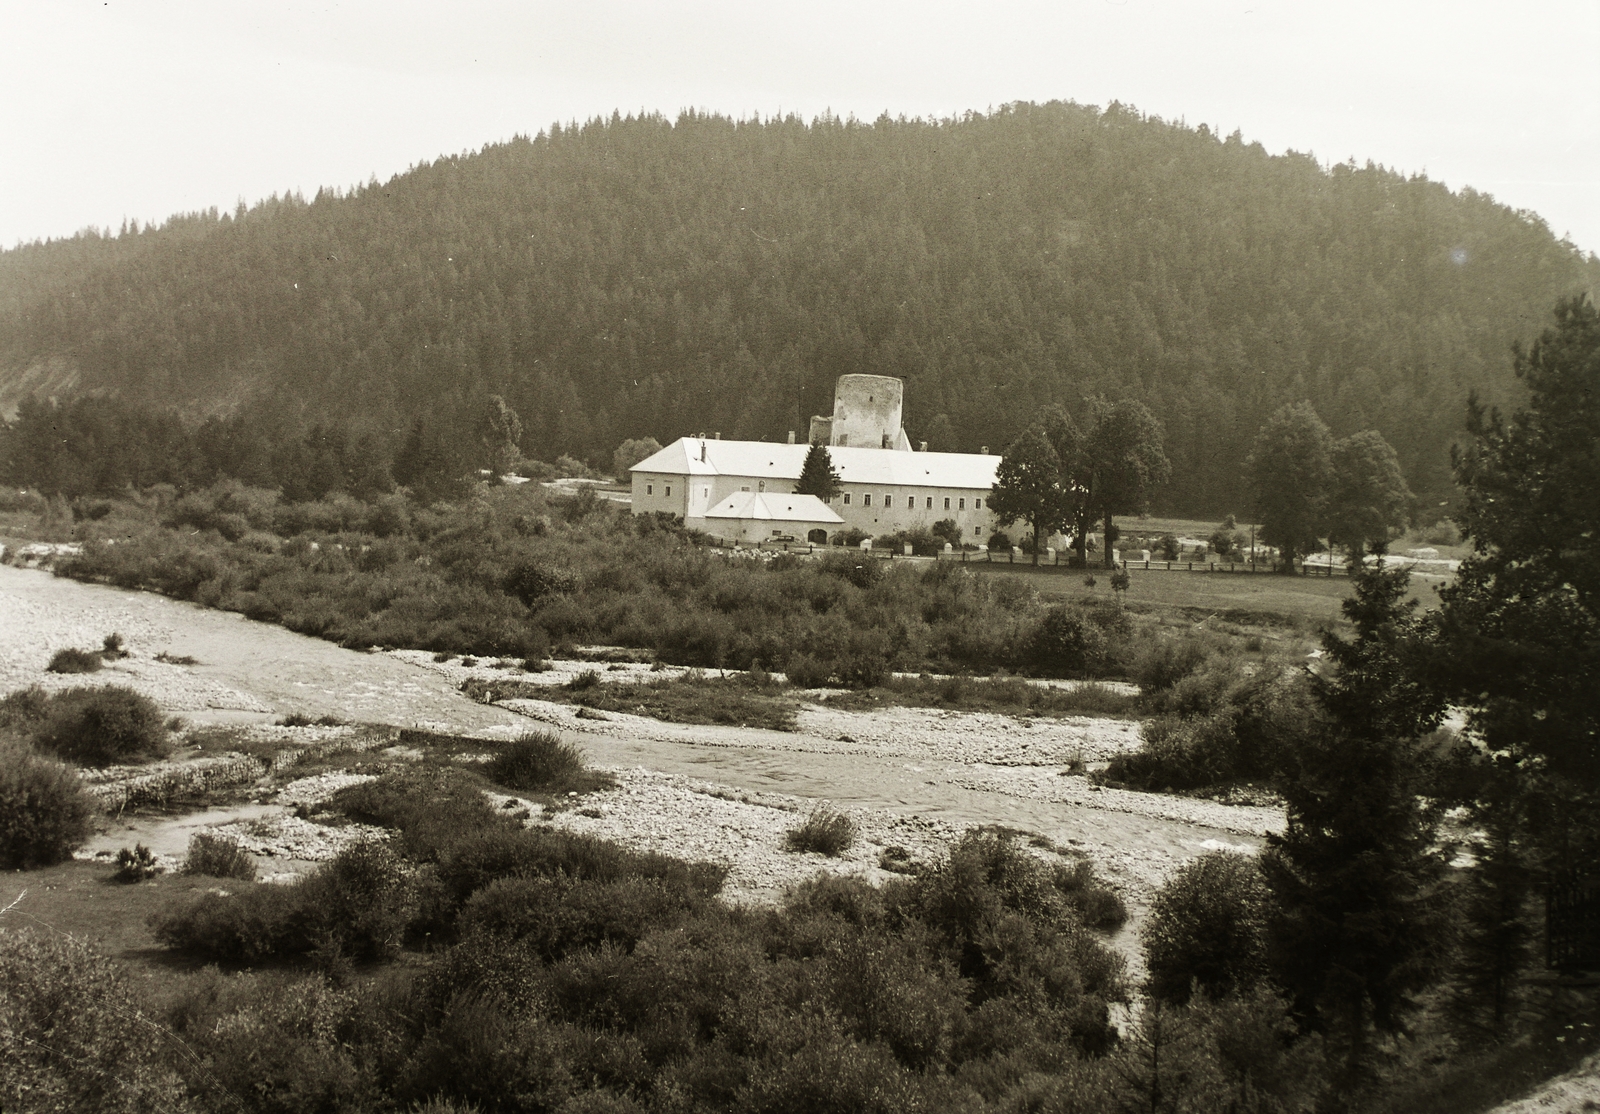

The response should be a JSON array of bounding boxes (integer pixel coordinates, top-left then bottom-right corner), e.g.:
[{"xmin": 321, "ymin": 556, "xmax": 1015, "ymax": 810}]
[{"xmin": 689, "ymin": 491, "xmax": 843, "ymax": 544}]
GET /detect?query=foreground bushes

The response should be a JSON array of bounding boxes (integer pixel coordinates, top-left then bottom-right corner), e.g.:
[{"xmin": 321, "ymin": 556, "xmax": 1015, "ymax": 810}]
[
  {"xmin": 0, "ymin": 739, "xmax": 97, "ymax": 868},
  {"xmin": 0, "ymin": 930, "xmax": 196, "ymax": 1113},
  {"xmin": 1144, "ymin": 851, "xmax": 1273, "ymax": 1005}
]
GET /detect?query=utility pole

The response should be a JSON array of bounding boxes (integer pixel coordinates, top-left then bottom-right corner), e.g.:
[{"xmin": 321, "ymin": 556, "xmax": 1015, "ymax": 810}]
[{"xmin": 1250, "ymin": 523, "xmax": 1256, "ymax": 573}]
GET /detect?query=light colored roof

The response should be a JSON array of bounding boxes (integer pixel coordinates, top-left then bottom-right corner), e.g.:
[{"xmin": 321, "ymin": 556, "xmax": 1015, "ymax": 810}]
[
  {"xmin": 700, "ymin": 492, "xmax": 844, "ymax": 524},
  {"xmin": 631, "ymin": 438, "xmax": 1001, "ymax": 489}
]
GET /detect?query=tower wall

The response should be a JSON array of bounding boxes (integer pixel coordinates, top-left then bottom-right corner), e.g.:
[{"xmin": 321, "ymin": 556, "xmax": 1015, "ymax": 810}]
[{"xmin": 830, "ymin": 374, "xmax": 904, "ymax": 450}]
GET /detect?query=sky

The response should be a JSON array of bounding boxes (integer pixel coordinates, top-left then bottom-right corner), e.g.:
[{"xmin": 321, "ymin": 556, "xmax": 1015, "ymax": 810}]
[{"xmin": 2, "ymin": 0, "xmax": 1597, "ymax": 255}]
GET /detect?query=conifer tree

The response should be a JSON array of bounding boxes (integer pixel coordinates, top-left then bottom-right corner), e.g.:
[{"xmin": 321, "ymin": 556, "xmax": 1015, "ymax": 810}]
[
  {"xmin": 794, "ymin": 443, "xmax": 841, "ymax": 500},
  {"xmin": 1261, "ymin": 561, "xmax": 1452, "ymax": 1074}
]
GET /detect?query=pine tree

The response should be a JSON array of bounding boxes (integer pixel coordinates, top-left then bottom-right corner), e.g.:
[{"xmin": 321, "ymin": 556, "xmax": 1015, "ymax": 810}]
[
  {"xmin": 794, "ymin": 443, "xmax": 841, "ymax": 500},
  {"xmin": 1261, "ymin": 561, "xmax": 1453, "ymax": 1075}
]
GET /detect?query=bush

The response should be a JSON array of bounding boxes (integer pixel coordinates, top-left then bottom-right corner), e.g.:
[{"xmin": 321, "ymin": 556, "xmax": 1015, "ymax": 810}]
[
  {"xmin": 0, "ymin": 931, "xmax": 195, "ymax": 1113},
  {"xmin": 154, "ymin": 840, "xmax": 413, "ymax": 963},
  {"xmin": 1157, "ymin": 533, "xmax": 1182, "ymax": 560},
  {"xmin": 114, "ymin": 843, "xmax": 162, "ymax": 882},
  {"xmin": 34, "ymin": 686, "xmax": 169, "ymax": 766},
  {"xmin": 931, "ymin": 518, "xmax": 964, "ymax": 548},
  {"xmin": 784, "ymin": 805, "xmax": 857, "ymax": 856},
  {"xmin": 183, "ymin": 831, "xmax": 257, "ymax": 880},
  {"xmin": 46, "ymin": 647, "xmax": 102, "ymax": 674},
  {"xmin": 1144, "ymin": 851, "xmax": 1273, "ymax": 1005},
  {"xmin": 484, "ymin": 730, "xmax": 600, "ymax": 793},
  {"xmin": 784, "ymin": 652, "xmax": 833, "ymax": 688},
  {"xmin": 1128, "ymin": 636, "xmax": 1213, "ymax": 693},
  {"xmin": 987, "ymin": 529, "xmax": 1012, "ymax": 551},
  {"xmin": 1022, "ymin": 604, "xmax": 1110, "ymax": 677},
  {"xmin": 0, "ymin": 740, "xmax": 97, "ymax": 869}
]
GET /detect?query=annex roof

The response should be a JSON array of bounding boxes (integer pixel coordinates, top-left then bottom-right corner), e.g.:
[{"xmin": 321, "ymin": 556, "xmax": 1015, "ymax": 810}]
[
  {"xmin": 700, "ymin": 492, "xmax": 844, "ymax": 524},
  {"xmin": 631, "ymin": 437, "xmax": 1001, "ymax": 490}
]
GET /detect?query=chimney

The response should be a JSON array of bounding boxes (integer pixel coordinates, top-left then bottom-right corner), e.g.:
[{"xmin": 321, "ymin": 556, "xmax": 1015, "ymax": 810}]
[
  {"xmin": 980, "ymin": 446, "xmax": 989, "ymax": 455},
  {"xmin": 787, "ymin": 431, "xmax": 795, "ymax": 444},
  {"xmin": 700, "ymin": 441, "xmax": 707, "ymax": 463},
  {"xmin": 714, "ymin": 432, "xmax": 721, "ymax": 440},
  {"xmin": 919, "ymin": 441, "xmax": 928, "ymax": 452}
]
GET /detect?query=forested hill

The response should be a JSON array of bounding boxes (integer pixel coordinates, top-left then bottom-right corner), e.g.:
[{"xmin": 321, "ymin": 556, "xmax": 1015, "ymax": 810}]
[{"xmin": 2, "ymin": 101, "xmax": 1595, "ymax": 512}]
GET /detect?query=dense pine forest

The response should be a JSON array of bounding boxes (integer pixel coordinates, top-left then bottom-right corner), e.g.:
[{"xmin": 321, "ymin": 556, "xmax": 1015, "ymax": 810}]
[{"xmin": 2, "ymin": 101, "xmax": 1596, "ymax": 512}]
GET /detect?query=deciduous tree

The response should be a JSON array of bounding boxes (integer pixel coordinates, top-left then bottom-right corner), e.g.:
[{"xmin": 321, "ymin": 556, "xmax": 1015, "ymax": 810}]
[
  {"xmin": 1245, "ymin": 402, "xmax": 1334, "ymax": 572},
  {"xmin": 1085, "ymin": 398, "xmax": 1171, "ymax": 568},
  {"xmin": 989, "ymin": 424, "xmax": 1072, "ymax": 565},
  {"xmin": 1327, "ymin": 429, "xmax": 1412, "ymax": 560},
  {"xmin": 612, "ymin": 436, "xmax": 663, "ymax": 480}
]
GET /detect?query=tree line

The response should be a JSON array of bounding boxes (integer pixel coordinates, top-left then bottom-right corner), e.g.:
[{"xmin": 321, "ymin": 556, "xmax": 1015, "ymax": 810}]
[{"xmin": 3, "ymin": 102, "xmax": 1596, "ymax": 514}]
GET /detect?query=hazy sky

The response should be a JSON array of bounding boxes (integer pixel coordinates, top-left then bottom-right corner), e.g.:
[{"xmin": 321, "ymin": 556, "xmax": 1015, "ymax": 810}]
[{"xmin": 3, "ymin": 0, "xmax": 1597, "ymax": 254}]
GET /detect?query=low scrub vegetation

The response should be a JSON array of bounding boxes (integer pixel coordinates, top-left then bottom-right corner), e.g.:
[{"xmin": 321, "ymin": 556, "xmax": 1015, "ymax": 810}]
[
  {"xmin": 464, "ymin": 671, "xmax": 801, "ymax": 731},
  {"xmin": 0, "ymin": 738, "xmax": 97, "ymax": 869},
  {"xmin": 182, "ymin": 832, "xmax": 257, "ymax": 881},
  {"xmin": 783, "ymin": 804, "xmax": 857, "ymax": 856},
  {"xmin": 2, "ymin": 683, "xmax": 170, "ymax": 767},
  {"xmin": 46, "ymin": 646, "xmax": 103, "ymax": 674},
  {"xmin": 483, "ymin": 730, "xmax": 615, "ymax": 795},
  {"xmin": 44, "ymin": 482, "xmax": 1233, "ymax": 686}
]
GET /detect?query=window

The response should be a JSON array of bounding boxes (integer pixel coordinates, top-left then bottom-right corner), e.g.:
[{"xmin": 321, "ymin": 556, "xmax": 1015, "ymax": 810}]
[
  {"xmin": 758, "ymin": 481, "xmax": 765, "ymax": 492},
  {"xmin": 926, "ymin": 497, "xmax": 933, "ymax": 509},
  {"xmin": 646, "ymin": 484, "xmax": 653, "ymax": 495},
  {"xmin": 843, "ymin": 493, "xmax": 851, "ymax": 505},
  {"xmin": 863, "ymin": 494, "xmax": 872, "ymax": 507},
  {"xmin": 884, "ymin": 494, "xmax": 892, "ymax": 508},
  {"xmin": 959, "ymin": 498, "xmax": 966, "ymax": 510},
  {"xmin": 665, "ymin": 486, "xmax": 672, "ymax": 497},
  {"xmin": 975, "ymin": 526, "xmax": 982, "ymax": 535},
  {"xmin": 943, "ymin": 497, "xmax": 950, "ymax": 510},
  {"xmin": 975, "ymin": 498, "xmax": 983, "ymax": 510}
]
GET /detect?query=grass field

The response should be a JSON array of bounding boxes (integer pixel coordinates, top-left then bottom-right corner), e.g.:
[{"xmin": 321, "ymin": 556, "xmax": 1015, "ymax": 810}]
[{"xmin": 971, "ymin": 559, "xmax": 1449, "ymax": 629}]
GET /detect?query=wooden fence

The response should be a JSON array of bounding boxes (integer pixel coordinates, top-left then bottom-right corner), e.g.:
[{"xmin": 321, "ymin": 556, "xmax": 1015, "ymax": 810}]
[{"xmin": 736, "ymin": 538, "xmax": 1348, "ymax": 576}]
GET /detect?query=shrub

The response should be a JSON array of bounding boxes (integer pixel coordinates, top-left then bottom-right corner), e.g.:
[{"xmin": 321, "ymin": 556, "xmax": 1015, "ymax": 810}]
[
  {"xmin": 1022, "ymin": 604, "xmax": 1109, "ymax": 677},
  {"xmin": 1158, "ymin": 533, "xmax": 1181, "ymax": 560},
  {"xmin": 34, "ymin": 686, "xmax": 169, "ymax": 766},
  {"xmin": 183, "ymin": 831, "xmax": 257, "ymax": 880},
  {"xmin": 987, "ymin": 529, "xmax": 1012, "ymax": 551},
  {"xmin": 1144, "ymin": 851, "xmax": 1273, "ymax": 1005},
  {"xmin": 0, "ymin": 685, "xmax": 50, "ymax": 731},
  {"xmin": 784, "ymin": 805, "xmax": 856, "ymax": 857},
  {"xmin": 484, "ymin": 730, "xmax": 596, "ymax": 793},
  {"xmin": 154, "ymin": 840, "xmax": 413, "ymax": 963},
  {"xmin": 0, "ymin": 740, "xmax": 97, "ymax": 868},
  {"xmin": 783, "ymin": 652, "xmax": 833, "ymax": 688},
  {"xmin": 0, "ymin": 931, "xmax": 194, "ymax": 1113},
  {"xmin": 46, "ymin": 647, "xmax": 102, "ymax": 674},
  {"xmin": 931, "ymin": 518, "xmax": 963, "ymax": 548},
  {"xmin": 565, "ymin": 668, "xmax": 602, "ymax": 691},
  {"xmin": 114, "ymin": 843, "xmax": 162, "ymax": 882},
  {"xmin": 1128, "ymin": 636, "xmax": 1213, "ymax": 693}
]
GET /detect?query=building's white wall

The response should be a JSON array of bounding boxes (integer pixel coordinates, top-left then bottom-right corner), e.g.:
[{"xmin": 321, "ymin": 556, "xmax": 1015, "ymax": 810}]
[
  {"xmin": 825, "ymin": 483, "xmax": 995, "ymax": 540},
  {"xmin": 630, "ymin": 472, "xmax": 690, "ymax": 517},
  {"xmin": 635, "ymin": 463, "xmax": 1000, "ymax": 543},
  {"xmin": 687, "ymin": 517, "xmax": 837, "ymax": 544}
]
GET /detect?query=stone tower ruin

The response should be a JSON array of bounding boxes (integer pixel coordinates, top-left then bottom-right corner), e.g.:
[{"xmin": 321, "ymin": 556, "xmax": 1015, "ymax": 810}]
[{"xmin": 808, "ymin": 374, "xmax": 913, "ymax": 451}]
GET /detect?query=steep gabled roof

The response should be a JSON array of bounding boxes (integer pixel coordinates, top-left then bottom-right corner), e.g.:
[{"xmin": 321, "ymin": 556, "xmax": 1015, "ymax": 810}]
[{"xmin": 631, "ymin": 438, "xmax": 1000, "ymax": 489}]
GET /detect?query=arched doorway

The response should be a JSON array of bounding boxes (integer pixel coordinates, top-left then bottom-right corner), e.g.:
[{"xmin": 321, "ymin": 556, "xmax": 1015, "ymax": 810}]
[{"xmin": 806, "ymin": 528, "xmax": 828, "ymax": 545}]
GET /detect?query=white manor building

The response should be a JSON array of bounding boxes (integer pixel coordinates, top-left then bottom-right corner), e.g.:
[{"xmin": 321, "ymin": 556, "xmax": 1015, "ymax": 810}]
[{"xmin": 630, "ymin": 374, "xmax": 1003, "ymax": 544}]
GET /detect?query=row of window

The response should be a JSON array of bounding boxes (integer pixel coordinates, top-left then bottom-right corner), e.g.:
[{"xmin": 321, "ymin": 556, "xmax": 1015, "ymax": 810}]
[
  {"xmin": 642, "ymin": 482, "xmax": 984, "ymax": 513},
  {"xmin": 838, "ymin": 493, "xmax": 982, "ymax": 511}
]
